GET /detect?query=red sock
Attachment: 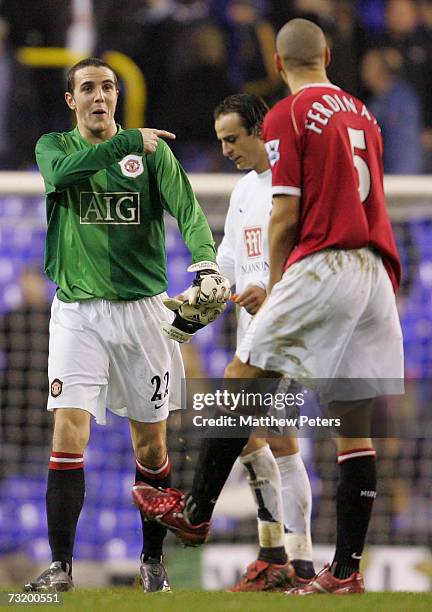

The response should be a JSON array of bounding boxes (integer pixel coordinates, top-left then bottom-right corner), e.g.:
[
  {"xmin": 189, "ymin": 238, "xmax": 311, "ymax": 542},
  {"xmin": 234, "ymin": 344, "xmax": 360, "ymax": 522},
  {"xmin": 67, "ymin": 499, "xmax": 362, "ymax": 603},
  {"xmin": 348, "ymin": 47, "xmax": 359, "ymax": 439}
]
[{"xmin": 49, "ymin": 451, "xmax": 84, "ymax": 470}]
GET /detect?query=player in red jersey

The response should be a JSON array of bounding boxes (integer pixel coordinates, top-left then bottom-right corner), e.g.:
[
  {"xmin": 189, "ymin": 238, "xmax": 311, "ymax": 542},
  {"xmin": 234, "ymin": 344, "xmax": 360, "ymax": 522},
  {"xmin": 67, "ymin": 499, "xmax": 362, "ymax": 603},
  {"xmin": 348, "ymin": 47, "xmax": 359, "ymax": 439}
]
[{"xmin": 133, "ymin": 19, "xmax": 404, "ymax": 595}]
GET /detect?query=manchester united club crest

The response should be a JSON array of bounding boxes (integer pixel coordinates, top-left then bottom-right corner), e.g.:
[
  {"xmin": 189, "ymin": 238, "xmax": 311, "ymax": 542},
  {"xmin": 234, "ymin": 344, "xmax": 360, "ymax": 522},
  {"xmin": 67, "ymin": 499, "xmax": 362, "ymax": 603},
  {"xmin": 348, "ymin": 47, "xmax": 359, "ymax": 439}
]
[
  {"xmin": 244, "ymin": 226, "xmax": 263, "ymax": 257},
  {"xmin": 119, "ymin": 154, "xmax": 144, "ymax": 178},
  {"xmin": 50, "ymin": 378, "xmax": 63, "ymax": 398}
]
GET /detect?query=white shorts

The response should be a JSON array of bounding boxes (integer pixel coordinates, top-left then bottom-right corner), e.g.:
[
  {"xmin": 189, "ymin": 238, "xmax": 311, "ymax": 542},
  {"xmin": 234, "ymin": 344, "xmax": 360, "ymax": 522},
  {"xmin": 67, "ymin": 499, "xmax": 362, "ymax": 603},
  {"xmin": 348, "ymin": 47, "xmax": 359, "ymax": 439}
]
[
  {"xmin": 47, "ymin": 294, "xmax": 185, "ymax": 424},
  {"xmin": 236, "ymin": 307, "xmax": 253, "ymax": 348},
  {"xmin": 236, "ymin": 248, "xmax": 404, "ymax": 401}
]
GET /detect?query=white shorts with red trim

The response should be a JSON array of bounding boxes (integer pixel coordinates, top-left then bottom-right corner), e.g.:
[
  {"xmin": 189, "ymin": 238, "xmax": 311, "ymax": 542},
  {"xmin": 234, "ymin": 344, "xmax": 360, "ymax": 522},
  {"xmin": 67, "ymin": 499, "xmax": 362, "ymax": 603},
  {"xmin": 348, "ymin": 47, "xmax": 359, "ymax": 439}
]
[
  {"xmin": 47, "ymin": 293, "xmax": 185, "ymax": 424},
  {"xmin": 236, "ymin": 248, "xmax": 404, "ymax": 402}
]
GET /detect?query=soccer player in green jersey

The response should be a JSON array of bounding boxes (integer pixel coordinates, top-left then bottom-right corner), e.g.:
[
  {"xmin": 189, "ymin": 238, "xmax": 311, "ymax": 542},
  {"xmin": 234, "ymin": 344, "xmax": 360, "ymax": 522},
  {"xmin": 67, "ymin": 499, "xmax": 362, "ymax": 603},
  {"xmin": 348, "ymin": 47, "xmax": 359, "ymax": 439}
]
[{"xmin": 24, "ymin": 57, "xmax": 229, "ymax": 593}]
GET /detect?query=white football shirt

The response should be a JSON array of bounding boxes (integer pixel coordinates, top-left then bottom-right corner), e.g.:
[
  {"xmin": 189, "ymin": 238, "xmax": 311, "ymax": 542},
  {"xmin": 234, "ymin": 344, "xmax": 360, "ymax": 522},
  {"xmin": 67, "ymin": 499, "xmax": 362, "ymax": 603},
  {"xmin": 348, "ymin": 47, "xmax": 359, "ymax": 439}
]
[{"xmin": 217, "ymin": 168, "xmax": 271, "ymax": 345}]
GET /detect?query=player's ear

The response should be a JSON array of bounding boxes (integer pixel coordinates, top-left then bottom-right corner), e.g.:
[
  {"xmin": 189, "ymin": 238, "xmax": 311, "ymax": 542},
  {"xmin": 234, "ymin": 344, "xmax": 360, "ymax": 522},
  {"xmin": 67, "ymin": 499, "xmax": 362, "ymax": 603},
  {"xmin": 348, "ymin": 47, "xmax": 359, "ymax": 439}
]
[
  {"xmin": 325, "ymin": 47, "xmax": 331, "ymax": 68},
  {"xmin": 274, "ymin": 53, "xmax": 283, "ymax": 74},
  {"xmin": 275, "ymin": 53, "xmax": 288, "ymax": 85},
  {"xmin": 252, "ymin": 123, "xmax": 263, "ymax": 139},
  {"xmin": 65, "ymin": 91, "xmax": 76, "ymax": 111}
]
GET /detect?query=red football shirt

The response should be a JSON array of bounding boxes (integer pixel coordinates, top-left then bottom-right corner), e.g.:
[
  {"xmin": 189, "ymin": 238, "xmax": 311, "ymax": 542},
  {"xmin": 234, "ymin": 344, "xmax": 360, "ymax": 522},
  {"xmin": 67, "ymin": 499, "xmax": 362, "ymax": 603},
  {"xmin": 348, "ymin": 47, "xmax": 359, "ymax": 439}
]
[{"xmin": 263, "ymin": 83, "xmax": 401, "ymax": 291}]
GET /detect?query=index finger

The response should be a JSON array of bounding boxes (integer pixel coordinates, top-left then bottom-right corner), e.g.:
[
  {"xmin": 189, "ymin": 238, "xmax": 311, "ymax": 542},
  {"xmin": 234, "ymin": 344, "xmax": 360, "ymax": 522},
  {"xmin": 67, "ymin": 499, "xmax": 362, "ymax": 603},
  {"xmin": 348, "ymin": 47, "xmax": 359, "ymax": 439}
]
[
  {"xmin": 151, "ymin": 129, "xmax": 176, "ymax": 140},
  {"xmin": 238, "ymin": 295, "xmax": 256, "ymax": 308}
]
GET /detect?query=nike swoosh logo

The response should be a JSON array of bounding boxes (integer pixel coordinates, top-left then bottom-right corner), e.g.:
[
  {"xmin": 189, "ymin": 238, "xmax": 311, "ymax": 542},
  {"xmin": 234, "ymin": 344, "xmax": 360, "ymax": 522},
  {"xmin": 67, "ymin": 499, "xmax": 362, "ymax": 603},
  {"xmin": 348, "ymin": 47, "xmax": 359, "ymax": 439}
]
[
  {"xmin": 351, "ymin": 552, "xmax": 362, "ymax": 559},
  {"xmin": 155, "ymin": 402, "xmax": 167, "ymax": 409}
]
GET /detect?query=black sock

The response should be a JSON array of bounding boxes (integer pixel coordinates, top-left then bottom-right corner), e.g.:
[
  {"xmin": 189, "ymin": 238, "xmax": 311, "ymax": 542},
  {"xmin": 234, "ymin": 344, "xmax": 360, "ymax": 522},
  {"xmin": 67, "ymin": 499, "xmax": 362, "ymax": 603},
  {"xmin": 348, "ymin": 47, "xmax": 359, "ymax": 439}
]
[
  {"xmin": 135, "ymin": 456, "xmax": 171, "ymax": 562},
  {"xmin": 331, "ymin": 450, "xmax": 377, "ymax": 579},
  {"xmin": 46, "ymin": 466, "xmax": 85, "ymax": 573},
  {"xmin": 291, "ymin": 559, "xmax": 315, "ymax": 579},
  {"xmin": 258, "ymin": 546, "xmax": 287, "ymax": 565},
  {"xmin": 188, "ymin": 435, "xmax": 250, "ymax": 525}
]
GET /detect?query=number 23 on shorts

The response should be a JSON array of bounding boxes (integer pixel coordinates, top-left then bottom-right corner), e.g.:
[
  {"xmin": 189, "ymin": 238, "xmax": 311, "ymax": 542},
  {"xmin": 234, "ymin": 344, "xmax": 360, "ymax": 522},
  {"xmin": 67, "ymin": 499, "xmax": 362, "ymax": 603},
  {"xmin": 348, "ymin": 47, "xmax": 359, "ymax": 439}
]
[{"xmin": 151, "ymin": 371, "xmax": 170, "ymax": 408}]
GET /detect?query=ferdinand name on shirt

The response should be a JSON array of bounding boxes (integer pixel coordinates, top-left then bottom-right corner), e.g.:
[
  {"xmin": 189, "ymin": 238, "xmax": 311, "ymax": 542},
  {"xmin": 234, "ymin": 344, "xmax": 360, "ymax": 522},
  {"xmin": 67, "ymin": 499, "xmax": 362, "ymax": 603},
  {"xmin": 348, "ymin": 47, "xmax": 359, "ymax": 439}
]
[{"xmin": 305, "ymin": 94, "xmax": 377, "ymax": 135}]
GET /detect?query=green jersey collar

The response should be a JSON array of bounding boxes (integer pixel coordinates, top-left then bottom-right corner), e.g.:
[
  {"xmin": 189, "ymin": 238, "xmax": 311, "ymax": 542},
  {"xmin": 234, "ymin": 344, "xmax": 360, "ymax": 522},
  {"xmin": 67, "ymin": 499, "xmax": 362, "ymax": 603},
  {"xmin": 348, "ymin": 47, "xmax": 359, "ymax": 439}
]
[{"xmin": 73, "ymin": 123, "xmax": 122, "ymax": 147}]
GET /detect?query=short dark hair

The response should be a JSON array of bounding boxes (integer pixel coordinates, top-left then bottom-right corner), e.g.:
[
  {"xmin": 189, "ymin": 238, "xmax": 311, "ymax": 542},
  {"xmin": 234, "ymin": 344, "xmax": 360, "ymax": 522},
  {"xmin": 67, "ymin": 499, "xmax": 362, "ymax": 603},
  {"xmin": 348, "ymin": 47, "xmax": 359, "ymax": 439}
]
[
  {"xmin": 67, "ymin": 57, "xmax": 118, "ymax": 93},
  {"xmin": 214, "ymin": 94, "xmax": 269, "ymax": 135}
]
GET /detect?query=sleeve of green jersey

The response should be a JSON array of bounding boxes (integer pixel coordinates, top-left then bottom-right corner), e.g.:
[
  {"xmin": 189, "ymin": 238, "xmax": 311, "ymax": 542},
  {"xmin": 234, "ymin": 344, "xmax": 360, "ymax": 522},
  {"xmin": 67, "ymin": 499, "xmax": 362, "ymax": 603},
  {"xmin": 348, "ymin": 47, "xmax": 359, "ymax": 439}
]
[
  {"xmin": 153, "ymin": 140, "xmax": 216, "ymax": 264},
  {"xmin": 35, "ymin": 129, "xmax": 143, "ymax": 193}
]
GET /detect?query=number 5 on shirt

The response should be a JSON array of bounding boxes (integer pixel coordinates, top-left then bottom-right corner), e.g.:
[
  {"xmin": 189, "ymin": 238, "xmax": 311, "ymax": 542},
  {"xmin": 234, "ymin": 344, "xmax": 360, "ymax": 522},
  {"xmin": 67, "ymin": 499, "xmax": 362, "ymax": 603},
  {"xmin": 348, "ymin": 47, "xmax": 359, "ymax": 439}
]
[{"xmin": 348, "ymin": 127, "xmax": 371, "ymax": 203}]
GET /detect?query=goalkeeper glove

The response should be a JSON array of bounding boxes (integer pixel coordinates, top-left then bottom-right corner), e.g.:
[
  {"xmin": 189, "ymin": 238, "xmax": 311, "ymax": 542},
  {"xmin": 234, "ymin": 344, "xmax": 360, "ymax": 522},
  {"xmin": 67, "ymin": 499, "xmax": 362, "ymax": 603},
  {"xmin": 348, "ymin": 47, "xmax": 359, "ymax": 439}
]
[
  {"xmin": 160, "ymin": 297, "xmax": 226, "ymax": 343},
  {"xmin": 187, "ymin": 261, "xmax": 231, "ymax": 306}
]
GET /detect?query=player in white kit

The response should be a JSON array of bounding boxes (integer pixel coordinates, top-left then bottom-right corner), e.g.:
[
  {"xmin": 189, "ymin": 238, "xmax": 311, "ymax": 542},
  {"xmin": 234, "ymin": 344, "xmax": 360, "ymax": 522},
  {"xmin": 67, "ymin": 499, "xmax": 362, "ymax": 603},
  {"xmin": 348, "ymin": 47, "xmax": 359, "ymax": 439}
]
[{"xmin": 214, "ymin": 94, "xmax": 314, "ymax": 590}]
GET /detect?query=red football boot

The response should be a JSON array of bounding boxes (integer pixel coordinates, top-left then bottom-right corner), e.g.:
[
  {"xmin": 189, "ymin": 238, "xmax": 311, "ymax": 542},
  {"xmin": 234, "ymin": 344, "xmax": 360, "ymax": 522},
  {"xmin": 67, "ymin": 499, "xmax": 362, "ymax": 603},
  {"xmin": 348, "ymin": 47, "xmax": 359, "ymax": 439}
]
[
  {"xmin": 132, "ymin": 482, "xmax": 210, "ymax": 546},
  {"xmin": 291, "ymin": 574, "xmax": 316, "ymax": 589},
  {"xmin": 286, "ymin": 564, "xmax": 365, "ymax": 595},
  {"xmin": 229, "ymin": 559, "xmax": 296, "ymax": 592}
]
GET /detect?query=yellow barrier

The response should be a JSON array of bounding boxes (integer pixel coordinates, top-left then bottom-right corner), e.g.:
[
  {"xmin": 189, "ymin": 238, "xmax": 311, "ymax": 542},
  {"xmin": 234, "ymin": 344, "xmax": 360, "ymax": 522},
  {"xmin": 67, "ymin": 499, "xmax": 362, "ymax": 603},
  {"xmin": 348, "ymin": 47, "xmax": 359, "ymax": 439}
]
[{"xmin": 16, "ymin": 47, "xmax": 147, "ymax": 127}]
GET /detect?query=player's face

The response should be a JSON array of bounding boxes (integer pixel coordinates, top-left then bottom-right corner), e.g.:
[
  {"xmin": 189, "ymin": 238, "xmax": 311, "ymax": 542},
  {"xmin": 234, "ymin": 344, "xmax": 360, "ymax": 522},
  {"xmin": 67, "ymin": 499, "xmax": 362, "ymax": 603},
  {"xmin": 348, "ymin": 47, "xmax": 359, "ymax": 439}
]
[
  {"xmin": 65, "ymin": 66, "xmax": 118, "ymax": 139},
  {"xmin": 215, "ymin": 112, "xmax": 268, "ymax": 173}
]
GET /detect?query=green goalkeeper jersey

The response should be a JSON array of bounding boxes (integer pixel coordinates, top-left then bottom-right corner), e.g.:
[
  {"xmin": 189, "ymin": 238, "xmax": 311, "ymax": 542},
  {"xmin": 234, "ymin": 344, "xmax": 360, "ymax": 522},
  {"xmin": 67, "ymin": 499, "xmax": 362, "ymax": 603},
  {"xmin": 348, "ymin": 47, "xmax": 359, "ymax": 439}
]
[{"xmin": 35, "ymin": 126, "xmax": 216, "ymax": 302}]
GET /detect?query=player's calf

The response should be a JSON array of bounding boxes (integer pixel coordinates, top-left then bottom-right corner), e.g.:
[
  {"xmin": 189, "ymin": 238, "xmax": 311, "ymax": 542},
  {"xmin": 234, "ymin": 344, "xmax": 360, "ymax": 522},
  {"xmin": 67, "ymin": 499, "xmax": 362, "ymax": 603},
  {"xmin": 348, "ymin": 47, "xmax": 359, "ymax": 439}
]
[{"xmin": 240, "ymin": 444, "xmax": 287, "ymax": 566}]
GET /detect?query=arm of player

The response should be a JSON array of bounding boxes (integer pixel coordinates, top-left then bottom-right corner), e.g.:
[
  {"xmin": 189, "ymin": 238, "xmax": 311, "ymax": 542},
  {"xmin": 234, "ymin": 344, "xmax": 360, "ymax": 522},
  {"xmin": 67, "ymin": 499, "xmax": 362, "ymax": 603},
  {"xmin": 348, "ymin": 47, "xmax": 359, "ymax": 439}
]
[
  {"xmin": 35, "ymin": 128, "xmax": 175, "ymax": 193},
  {"xmin": 216, "ymin": 198, "xmax": 237, "ymax": 288},
  {"xmin": 153, "ymin": 141, "xmax": 230, "ymax": 304},
  {"xmin": 268, "ymin": 194, "xmax": 300, "ymax": 294},
  {"xmin": 152, "ymin": 139, "xmax": 216, "ymax": 264}
]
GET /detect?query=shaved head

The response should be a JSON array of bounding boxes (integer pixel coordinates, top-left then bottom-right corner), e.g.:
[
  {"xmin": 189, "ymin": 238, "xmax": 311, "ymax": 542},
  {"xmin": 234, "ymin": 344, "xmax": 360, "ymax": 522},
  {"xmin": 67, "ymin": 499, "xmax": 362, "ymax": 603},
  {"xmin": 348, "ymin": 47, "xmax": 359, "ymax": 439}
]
[{"xmin": 276, "ymin": 18, "xmax": 327, "ymax": 70}]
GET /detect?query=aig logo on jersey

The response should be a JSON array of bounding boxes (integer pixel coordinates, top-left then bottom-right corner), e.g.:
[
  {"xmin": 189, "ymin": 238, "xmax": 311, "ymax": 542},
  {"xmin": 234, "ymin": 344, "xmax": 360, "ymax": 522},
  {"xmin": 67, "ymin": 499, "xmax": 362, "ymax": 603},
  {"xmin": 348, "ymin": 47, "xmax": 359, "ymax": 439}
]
[
  {"xmin": 244, "ymin": 226, "xmax": 263, "ymax": 258},
  {"xmin": 119, "ymin": 154, "xmax": 144, "ymax": 177},
  {"xmin": 80, "ymin": 192, "xmax": 140, "ymax": 224},
  {"xmin": 265, "ymin": 139, "xmax": 280, "ymax": 166}
]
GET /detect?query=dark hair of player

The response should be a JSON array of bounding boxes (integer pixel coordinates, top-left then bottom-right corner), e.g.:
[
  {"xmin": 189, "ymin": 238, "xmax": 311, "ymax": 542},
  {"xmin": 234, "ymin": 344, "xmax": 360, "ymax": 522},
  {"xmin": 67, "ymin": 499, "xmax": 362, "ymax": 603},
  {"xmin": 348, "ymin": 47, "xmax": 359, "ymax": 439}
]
[
  {"xmin": 67, "ymin": 57, "xmax": 118, "ymax": 93},
  {"xmin": 214, "ymin": 94, "xmax": 269, "ymax": 136}
]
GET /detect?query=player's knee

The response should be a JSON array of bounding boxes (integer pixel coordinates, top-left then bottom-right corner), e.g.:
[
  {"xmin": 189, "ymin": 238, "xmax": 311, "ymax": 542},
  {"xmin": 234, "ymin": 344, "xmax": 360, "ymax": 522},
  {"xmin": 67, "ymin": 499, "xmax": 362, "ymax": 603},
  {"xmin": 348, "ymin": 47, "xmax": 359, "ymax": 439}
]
[
  {"xmin": 224, "ymin": 359, "xmax": 244, "ymax": 379},
  {"xmin": 52, "ymin": 409, "xmax": 90, "ymax": 453},
  {"xmin": 137, "ymin": 438, "xmax": 167, "ymax": 467},
  {"xmin": 241, "ymin": 436, "xmax": 267, "ymax": 456},
  {"xmin": 269, "ymin": 436, "xmax": 299, "ymax": 457},
  {"xmin": 223, "ymin": 361, "xmax": 235, "ymax": 379}
]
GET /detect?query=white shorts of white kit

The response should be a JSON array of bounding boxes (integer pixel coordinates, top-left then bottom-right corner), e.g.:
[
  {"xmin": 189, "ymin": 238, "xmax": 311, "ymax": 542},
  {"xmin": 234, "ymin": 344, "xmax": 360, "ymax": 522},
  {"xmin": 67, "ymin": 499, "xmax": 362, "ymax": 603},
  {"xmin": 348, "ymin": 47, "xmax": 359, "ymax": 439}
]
[
  {"xmin": 47, "ymin": 294, "xmax": 185, "ymax": 424},
  {"xmin": 236, "ymin": 248, "xmax": 404, "ymax": 402}
]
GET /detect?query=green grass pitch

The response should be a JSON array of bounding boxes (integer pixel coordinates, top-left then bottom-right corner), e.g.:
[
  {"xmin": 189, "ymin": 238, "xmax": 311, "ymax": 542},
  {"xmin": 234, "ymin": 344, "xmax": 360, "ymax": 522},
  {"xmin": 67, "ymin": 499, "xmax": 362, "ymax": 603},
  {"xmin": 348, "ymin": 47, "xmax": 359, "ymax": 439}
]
[{"xmin": 16, "ymin": 589, "xmax": 432, "ymax": 612}]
